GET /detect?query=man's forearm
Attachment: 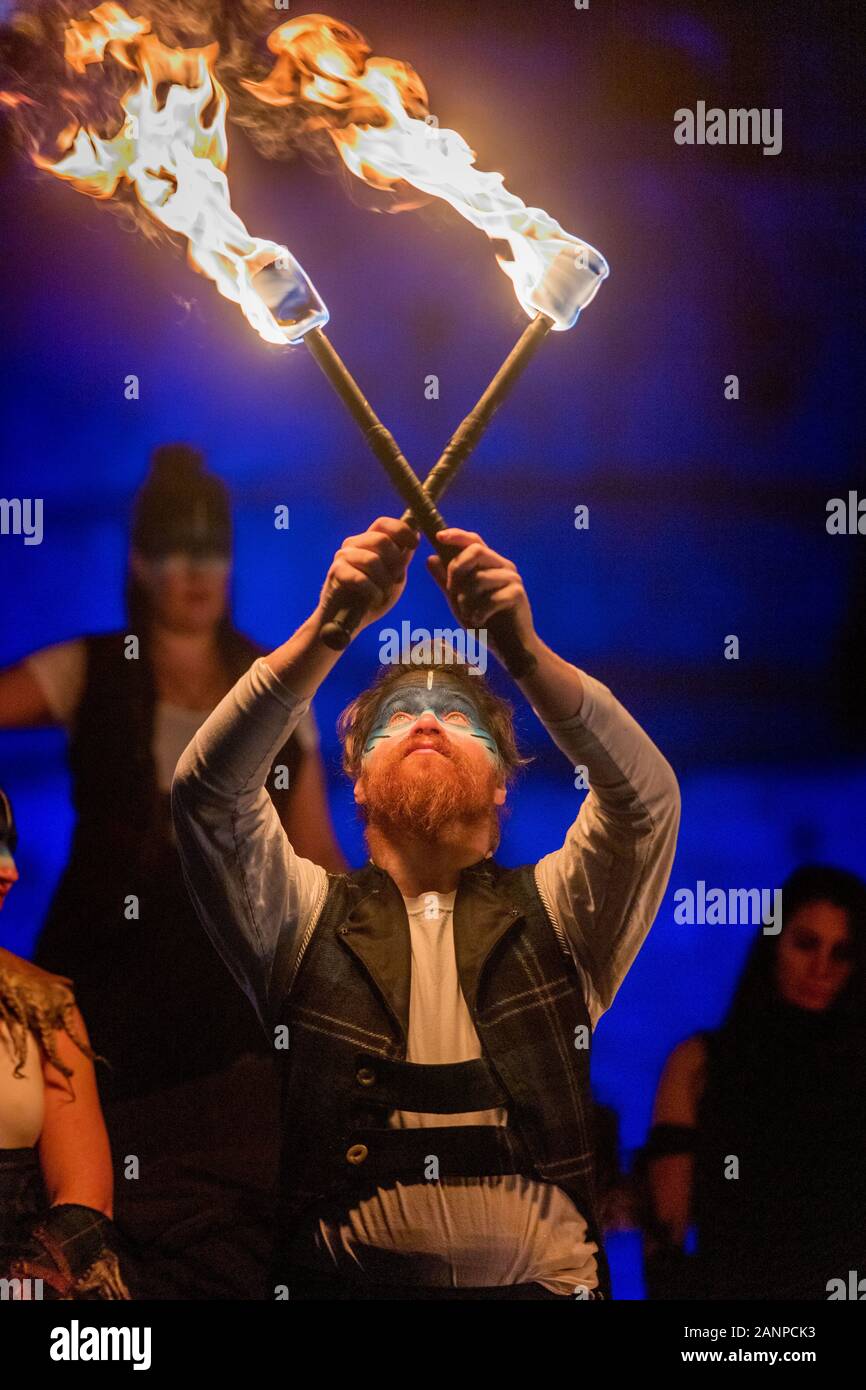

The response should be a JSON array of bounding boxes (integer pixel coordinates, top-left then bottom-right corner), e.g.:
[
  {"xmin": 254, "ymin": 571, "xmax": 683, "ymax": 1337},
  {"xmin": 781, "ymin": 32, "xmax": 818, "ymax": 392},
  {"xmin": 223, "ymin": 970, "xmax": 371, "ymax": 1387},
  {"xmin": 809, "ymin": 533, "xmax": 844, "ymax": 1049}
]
[
  {"xmin": 531, "ymin": 653, "xmax": 681, "ymax": 1024},
  {"xmin": 264, "ymin": 611, "xmax": 344, "ymax": 700},
  {"xmin": 511, "ymin": 633, "xmax": 585, "ymax": 722}
]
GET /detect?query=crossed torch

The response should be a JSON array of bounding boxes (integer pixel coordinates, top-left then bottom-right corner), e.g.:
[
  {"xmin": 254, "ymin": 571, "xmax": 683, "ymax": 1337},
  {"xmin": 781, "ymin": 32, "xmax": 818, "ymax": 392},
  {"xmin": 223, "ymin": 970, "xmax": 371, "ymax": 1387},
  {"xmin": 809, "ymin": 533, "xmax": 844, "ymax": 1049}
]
[
  {"xmin": 13, "ymin": 7, "xmax": 609, "ymax": 677},
  {"xmin": 252, "ymin": 245, "xmax": 606, "ymax": 676}
]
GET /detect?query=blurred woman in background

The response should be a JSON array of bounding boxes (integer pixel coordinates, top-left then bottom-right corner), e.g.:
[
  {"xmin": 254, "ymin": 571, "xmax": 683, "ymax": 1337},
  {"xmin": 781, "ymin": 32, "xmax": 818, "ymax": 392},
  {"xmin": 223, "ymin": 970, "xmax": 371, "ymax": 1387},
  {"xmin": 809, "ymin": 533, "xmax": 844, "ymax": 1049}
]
[
  {"xmin": 0, "ymin": 787, "xmax": 129, "ymax": 1299},
  {"xmin": 640, "ymin": 864, "xmax": 866, "ymax": 1300},
  {"xmin": 0, "ymin": 445, "xmax": 346, "ymax": 1297}
]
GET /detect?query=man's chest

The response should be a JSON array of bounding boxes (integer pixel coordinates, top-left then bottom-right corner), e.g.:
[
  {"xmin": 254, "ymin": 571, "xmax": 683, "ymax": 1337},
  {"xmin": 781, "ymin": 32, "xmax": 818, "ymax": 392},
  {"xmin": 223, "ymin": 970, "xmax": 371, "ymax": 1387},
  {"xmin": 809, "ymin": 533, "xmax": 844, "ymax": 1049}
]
[{"xmin": 405, "ymin": 907, "xmax": 482, "ymax": 1065}]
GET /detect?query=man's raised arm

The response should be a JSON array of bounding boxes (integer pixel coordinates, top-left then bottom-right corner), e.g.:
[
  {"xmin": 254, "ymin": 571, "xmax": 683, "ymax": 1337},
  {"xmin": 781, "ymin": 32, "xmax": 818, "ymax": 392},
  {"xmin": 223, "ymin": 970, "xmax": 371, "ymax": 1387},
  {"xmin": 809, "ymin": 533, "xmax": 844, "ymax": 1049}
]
[
  {"xmin": 523, "ymin": 654, "xmax": 680, "ymax": 1027},
  {"xmin": 172, "ymin": 517, "xmax": 419, "ymax": 1027},
  {"xmin": 429, "ymin": 525, "xmax": 681, "ymax": 1028}
]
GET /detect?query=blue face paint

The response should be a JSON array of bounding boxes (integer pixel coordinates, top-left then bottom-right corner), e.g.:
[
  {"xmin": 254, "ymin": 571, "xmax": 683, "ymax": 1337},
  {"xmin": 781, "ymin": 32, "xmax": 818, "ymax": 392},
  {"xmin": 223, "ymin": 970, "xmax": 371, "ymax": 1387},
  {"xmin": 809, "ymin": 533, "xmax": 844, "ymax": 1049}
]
[{"xmin": 363, "ymin": 682, "xmax": 500, "ymax": 763}]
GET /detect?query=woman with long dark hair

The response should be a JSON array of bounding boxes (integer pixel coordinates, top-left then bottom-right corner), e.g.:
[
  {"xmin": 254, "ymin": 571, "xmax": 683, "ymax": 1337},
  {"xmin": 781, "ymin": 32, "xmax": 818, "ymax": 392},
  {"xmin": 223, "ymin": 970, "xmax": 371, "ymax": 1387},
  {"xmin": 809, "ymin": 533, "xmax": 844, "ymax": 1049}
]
[
  {"xmin": 0, "ymin": 445, "xmax": 346, "ymax": 1296},
  {"xmin": 640, "ymin": 864, "xmax": 866, "ymax": 1300},
  {"xmin": 1, "ymin": 787, "xmax": 130, "ymax": 1299}
]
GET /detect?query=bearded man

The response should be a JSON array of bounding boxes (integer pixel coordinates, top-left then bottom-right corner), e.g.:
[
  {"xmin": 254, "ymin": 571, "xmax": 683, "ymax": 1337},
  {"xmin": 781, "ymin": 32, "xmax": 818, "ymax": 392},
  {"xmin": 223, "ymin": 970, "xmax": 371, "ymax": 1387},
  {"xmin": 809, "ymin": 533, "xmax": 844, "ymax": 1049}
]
[{"xmin": 172, "ymin": 517, "xmax": 680, "ymax": 1300}]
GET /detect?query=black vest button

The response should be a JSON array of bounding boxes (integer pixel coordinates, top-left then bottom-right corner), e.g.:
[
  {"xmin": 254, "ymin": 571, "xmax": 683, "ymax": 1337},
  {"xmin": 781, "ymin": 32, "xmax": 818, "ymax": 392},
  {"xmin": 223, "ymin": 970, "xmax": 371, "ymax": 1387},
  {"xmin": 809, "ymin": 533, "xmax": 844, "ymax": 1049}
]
[
  {"xmin": 356, "ymin": 1066, "xmax": 376, "ymax": 1087},
  {"xmin": 345, "ymin": 1143, "xmax": 369, "ymax": 1165}
]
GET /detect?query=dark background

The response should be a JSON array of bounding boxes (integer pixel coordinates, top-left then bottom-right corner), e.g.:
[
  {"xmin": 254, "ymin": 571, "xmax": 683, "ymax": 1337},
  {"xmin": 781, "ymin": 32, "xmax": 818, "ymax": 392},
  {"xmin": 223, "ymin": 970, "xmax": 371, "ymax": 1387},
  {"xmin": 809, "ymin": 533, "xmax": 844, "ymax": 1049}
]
[{"xmin": 1, "ymin": 0, "xmax": 863, "ymax": 1294}]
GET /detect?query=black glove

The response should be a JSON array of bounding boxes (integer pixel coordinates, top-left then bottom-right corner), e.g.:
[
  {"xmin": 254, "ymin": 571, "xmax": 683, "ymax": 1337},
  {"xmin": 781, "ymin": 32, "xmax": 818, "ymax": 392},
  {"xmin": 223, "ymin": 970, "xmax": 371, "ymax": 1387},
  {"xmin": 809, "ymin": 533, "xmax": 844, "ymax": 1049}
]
[{"xmin": 3, "ymin": 1204, "xmax": 131, "ymax": 1299}]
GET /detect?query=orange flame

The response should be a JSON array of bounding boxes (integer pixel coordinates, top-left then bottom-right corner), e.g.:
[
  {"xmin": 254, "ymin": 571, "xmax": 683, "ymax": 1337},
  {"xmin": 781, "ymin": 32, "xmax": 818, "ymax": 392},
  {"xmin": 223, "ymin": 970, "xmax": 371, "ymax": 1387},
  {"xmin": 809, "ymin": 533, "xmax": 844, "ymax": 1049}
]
[
  {"xmin": 0, "ymin": 91, "xmax": 37, "ymax": 109},
  {"xmin": 31, "ymin": 4, "xmax": 326, "ymax": 344},
  {"xmin": 243, "ymin": 14, "xmax": 608, "ymax": 328}
]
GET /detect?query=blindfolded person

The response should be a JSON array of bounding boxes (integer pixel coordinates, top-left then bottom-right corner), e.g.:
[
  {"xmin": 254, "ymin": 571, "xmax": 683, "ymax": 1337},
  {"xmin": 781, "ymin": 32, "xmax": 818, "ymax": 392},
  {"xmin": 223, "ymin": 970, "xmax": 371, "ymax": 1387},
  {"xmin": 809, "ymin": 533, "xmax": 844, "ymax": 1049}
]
[{"xmin": 0, "ymin": 445, "xmax": 346, "ymax": 1298}]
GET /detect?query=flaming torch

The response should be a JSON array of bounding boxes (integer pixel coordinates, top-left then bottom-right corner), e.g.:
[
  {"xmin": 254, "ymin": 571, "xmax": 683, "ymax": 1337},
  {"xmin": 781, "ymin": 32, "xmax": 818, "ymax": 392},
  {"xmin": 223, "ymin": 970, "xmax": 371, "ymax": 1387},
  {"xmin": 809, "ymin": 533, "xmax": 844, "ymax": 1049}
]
[
  {"xmin": 10, "ymin": 5, "xmax": 487, "ymax": 650},
  {"xmin": 4, "ymin": 6, "xmax": 608, "ymax": 675},
  {"xmin": 24, "ymin": 6, "xmax": 329, "ymax": 345},
  {"xmin": 241, "ymin": 15, "xmax": 608, "ymax": 332},
  {"xmin": 242, "ymin": 15, "xmax": 609, "ymax": 659}
]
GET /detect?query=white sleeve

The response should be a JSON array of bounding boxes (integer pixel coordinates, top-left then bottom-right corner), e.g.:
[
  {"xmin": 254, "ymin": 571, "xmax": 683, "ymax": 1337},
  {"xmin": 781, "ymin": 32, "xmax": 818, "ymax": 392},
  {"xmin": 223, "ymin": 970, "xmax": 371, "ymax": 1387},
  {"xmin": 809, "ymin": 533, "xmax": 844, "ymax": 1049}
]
[
  {"xmin": 294, "ymin": 703, "xmax": 321, "ymax": 754},
  {"xmin": 23, "ymin": 639, "xmax": 87, "ymax": 726},
  {"xmin": 533, "ymin": 669, "xmax": 681, "ymax": 1029},
  {"xmin": 172, "ymin": 658, "xmax": 330, "ymax": 1032}
]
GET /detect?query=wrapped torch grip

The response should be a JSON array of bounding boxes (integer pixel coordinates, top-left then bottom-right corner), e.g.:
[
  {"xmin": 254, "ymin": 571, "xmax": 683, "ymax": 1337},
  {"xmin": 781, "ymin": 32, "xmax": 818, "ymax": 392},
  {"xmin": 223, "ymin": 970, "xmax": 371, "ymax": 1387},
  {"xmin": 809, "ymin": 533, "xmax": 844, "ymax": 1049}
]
[
  {"xmin": 321, "ymin": 588, "xmax": 537, "ymax": 679},
  {"xmin": 314, "ymin": 318, "xmax": 551, "ymax": 676},
  {"xmin": 484, "ymin": 610, "xmax": 539, "ymax": 679},
  {"xmin": 320, "ymin": 523, "xmax": 539, "ymax": 675},
  {"xmin": 319, "ymin": 595, "xmax": 367, "ymax": 650},
  {"xmin": 399, "ymin": 313, "xmax": 554, "ymax": 522}
]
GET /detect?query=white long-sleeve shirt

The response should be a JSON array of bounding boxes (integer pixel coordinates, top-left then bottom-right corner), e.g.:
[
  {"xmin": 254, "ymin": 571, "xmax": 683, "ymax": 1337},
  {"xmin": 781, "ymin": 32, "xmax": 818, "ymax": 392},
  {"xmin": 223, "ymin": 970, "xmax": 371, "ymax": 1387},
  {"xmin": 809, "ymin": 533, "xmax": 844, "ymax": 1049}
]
[{"xmin": 173, "ymin": 657, "xmax": 680, "ymax": 1292}]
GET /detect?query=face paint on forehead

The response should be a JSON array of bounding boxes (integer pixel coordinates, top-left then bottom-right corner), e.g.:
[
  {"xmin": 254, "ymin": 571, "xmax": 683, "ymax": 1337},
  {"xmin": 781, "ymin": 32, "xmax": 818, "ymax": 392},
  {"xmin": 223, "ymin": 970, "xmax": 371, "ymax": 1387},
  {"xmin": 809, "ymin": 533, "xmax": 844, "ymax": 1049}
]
[{"xmin": 362, "ymin": 676, "xmax": 500, "ymax": 762}]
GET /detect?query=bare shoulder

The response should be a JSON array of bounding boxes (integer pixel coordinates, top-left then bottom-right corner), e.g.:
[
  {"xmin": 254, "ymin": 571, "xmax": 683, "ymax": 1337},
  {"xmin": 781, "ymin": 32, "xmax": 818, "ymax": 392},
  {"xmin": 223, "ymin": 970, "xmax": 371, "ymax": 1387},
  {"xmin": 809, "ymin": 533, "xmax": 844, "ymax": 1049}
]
[
  {"xmin": 653, "ymin": 1033, "xmax": 708, "ymax": 1124},
  {"xmin": 0, "ymin": 950, "xmax": 96, "ymax": 1094},
  {"xmin": 0, "ymin": 948, "xmax": 78, "ymax": 1037},
  {"xmin": 0, "ymin": 946, "xmax": 73, "ymax": 995}
]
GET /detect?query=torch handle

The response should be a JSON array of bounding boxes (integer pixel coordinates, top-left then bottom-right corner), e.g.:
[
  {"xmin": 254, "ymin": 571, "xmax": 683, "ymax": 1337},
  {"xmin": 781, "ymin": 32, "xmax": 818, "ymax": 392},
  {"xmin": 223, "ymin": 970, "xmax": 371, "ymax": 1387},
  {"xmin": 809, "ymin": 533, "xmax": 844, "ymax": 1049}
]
[
  {"xmin": 306, "ymin": 326, "xmax": 539, "ymax": 677},
  {"xmin": 321, "ymin": 543, "xmax": 537, "ymax": 678},
  {"xmin": 305, "ymin": 329, "xmax": 447, "ymax": 536},
  {"xmin": 305, "ymin": 327, "xmax": 447, "ymax": 650},
  {"xmin": 401, "ymin": 312, "xmax": 554, "ymax": 519}
]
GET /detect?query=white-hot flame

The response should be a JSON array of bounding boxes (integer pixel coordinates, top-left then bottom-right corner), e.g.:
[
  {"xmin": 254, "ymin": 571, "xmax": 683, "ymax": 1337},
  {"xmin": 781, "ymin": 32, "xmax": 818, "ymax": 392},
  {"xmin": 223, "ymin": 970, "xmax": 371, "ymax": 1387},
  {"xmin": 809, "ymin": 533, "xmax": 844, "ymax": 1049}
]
[
  {"xmin": 244, "ymin": 14, "xmax": 609, "ymax": 328},
  {"xmin": 14, "ymin": 6, "xmax": 606, "ymax": 338},
  {"xmin": 33, "ymin": 3, "xmax": 327, "ymax": 345}
]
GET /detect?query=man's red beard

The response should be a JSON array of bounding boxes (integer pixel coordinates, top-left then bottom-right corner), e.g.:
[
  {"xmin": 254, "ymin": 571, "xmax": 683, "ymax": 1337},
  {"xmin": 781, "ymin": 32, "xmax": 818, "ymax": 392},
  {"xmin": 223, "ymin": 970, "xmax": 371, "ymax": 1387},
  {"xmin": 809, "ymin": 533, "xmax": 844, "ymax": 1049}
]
[{"xmin": 358, "ymin": 735, "xmax": 499, "ymax": 844}]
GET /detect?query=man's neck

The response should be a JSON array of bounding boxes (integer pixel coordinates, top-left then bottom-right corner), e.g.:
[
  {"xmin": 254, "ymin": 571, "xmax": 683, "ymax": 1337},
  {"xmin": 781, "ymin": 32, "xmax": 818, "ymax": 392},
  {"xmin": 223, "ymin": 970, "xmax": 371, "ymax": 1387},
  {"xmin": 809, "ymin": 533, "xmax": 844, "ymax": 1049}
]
[{"xmin": 366, "ymin": 826, "xmax": 491, "ymax": 897}]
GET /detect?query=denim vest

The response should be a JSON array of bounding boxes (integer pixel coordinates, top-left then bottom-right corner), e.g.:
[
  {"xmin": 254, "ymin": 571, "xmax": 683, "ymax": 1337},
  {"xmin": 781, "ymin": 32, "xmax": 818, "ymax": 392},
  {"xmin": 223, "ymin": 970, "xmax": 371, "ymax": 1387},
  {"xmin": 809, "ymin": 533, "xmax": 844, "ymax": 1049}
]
[{"xmin": 273, "ymin": 855, "xmax": 612, "ymax": 1297}]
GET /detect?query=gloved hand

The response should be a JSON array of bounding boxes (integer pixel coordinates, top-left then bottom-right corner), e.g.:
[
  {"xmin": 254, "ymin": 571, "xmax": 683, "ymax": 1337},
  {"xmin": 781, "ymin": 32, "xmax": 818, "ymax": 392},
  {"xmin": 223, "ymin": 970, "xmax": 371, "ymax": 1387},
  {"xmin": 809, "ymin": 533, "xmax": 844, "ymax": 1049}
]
[{"xmin": 3, "ymin": 1203, "xmax": 131, "ymax": 1299}]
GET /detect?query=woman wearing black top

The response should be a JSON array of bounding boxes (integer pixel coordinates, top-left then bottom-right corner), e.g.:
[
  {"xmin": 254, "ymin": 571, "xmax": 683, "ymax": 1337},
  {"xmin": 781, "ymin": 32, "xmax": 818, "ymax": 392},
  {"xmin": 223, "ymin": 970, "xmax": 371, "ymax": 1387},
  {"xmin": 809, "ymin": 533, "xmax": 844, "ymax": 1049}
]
[
  {"xmin": 0, "ymin": 445, "xmax": 346, "ymax": 1297},
  {"xmin": 641, "ymin": 865, "xmax": 866, "ymax": 1300}
]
